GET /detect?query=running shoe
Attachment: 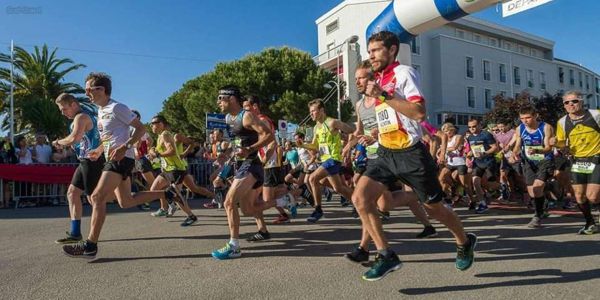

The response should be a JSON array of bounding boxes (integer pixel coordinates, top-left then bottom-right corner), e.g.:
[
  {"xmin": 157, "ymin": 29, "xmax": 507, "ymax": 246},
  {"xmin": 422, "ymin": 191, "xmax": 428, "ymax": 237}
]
[
  {"xmin": 500, "ymin": 183, "xmax": 510, "ymax": 201},
  {"xmin": 55, "ymin": 231, "xmax": 82, "ymax": 244},
  {"xmin": 203, "ymin": 201, "xmax": 218, "ymax": 209},
  {"xmin": 167, "ymin": 203, "xmax": 178, "ymax": 217},
  {"xmin": 416, "ymin": 226, "xmax": 438, "ymax": 238},
  {"xmin": 151, "ymin": 208, "xmax": 168, "ymax": 217},
  {"xmin": 468, "ymin": 202, "xmax": 477, "ymax": 210},
  {"xmin": 289, "ymin": 205, "xmax": 298, "ymax": 218},
  {"xmin": 378, "ymin": 210, "xmax": 390, "ymax": 222},
  {"xmin": 165, "ymin": 184, "xmax": 184, "ymax": 205},
  {"xmin": 455, "ymin": 233, "xmax": 477, "ymax": 271},
  {"xmin": 180, "ymin": 215, "xmax": 198, "ymax": 227},
  {"xmin": 306, "ymin": 210, "xmax": 324, "ymax": 223},
  {"xmin": 325, "ymin": 189, "xmax": 333, "ymax": 202},
  {"xmin": 137, "ymin": 203, "xmax": 151, "ymax": 211},
  {"xmin": 351, "ymin": 207, "xmax": 359, "ymax": 219},
  {"xmin": 246, "ymin": 231, "xmax": 271, "ymax": 242},
  {"xmin": 344, "ymin": 246, "xmax": 369, "ymax": 263},
  {"xmin": 577, "ymin": 224, "xmax": 598, "ymax": 235},
  {"xmin": 475, "ymin": 202, "xmax": 488, "ymax": 214},
  {"xmin": 362, "ymin": 252, "xmax": 402, "ymax": 281},
  {"xmin": 340, "ymin": 196, "xmax": 351, "ymax": 207},
  {"xmin": 527, "ymin": 216, "xmax": 542, "ymax": 228},
  {"xmin": 273, "ymin": 214, "xmax": 290, "ymax": 224},
  {"xmin": 211, "ymin": 243, "xmax": 241, "ymax": 260},
  {"xmin": 62, "ymin": 241, "xmax": 97, "ymax": 259}
]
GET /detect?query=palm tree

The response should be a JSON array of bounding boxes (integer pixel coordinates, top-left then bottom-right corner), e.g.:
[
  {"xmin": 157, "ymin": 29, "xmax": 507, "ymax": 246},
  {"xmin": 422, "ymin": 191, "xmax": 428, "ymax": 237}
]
[{"xmin": 0, "ymin": 44, "xmax": 86, "ymax": 137}]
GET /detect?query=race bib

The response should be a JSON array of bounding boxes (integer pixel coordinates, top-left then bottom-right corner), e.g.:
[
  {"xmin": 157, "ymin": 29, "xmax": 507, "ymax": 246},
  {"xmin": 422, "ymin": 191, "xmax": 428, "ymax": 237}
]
[
  {"xmin": 160, "ymin": 157, "xmax": 168, "ymax": 170},
  {"xmin": 471, "ymin": 144, "xmax": 485, "ymax": 158},
  {"xmin": 571, "ymin": 161, "xmax": 596, "ymax": 174},
  {"xmin": 375, "ymin": 103, "xmax": 399, "ymax": 134},
  {"xmin": 524, "ymin": 145, "xmax": 544, "ymax": 161},
  {"xmin": 366, "ymin": 143, "xmax": 379, "ymax": 156},
  {"xmin": 319, "ymin": 143, "xmax": 330, "ymax": 156}
]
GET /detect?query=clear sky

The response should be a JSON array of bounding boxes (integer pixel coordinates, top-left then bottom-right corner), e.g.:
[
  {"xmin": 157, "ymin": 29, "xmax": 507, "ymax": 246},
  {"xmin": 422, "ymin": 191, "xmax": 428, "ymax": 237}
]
[{"xmin": 1, "ymin": 0, "xmax": 598, "ymax": 128}]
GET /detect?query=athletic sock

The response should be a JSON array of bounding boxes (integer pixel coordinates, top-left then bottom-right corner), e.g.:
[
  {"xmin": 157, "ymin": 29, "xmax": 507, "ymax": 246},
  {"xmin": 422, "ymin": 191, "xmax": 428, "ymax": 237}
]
[
  {"xmin": 229, "ymin": 238, "xmax": 240, "ymax": 248},
  {"xmin": 578, "ymin": 202, "xmax": 595, "ymax": 226},
  {"xmin": 70, "ymin": 219, "xmax": 81, "ymax": 237},
  {"xmin": 534, "ymin": 197, "xmax": 546, "ymax": 218}
]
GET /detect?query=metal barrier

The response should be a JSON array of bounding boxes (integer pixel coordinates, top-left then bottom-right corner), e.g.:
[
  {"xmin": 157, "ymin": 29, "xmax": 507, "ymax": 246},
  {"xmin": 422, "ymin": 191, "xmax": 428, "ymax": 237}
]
[{"xmin": 186, "ymin": 158, "xmax": 215, "ymax": 187}]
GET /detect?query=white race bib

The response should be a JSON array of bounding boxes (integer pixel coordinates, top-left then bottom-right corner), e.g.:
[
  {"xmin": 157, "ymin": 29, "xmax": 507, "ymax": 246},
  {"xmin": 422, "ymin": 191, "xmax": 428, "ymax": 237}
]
[
  {"xmin": 572, "ymin": 161, "xmax": 596, "ymax": 174},
  {"xmin": 319, "ymin": 144, "xmax": 330, "ymax": 156},
  {"xmin": 524, "ymin": 145, "xmax": 545, "ymax": 161},
  {"xmin": 471, "ymin": 144, "xmax": 485, "ymax": 158}
]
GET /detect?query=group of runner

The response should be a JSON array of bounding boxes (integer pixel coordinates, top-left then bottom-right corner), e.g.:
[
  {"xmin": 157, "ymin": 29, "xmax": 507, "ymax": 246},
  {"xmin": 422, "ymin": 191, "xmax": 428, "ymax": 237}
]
[{"xmin": 53, "ymin": 30, "xmax": 599, "ymax": 282}]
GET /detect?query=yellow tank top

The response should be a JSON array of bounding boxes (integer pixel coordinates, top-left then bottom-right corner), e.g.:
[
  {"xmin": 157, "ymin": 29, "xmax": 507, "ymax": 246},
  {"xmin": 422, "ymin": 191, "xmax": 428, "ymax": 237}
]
[
  {"xmin": 156, "ymin": 131, "xmax": 187, "ymax": 172},
  {"xmin": 315, "ymin": 118, "xmax": 342, "ymax": 161}
]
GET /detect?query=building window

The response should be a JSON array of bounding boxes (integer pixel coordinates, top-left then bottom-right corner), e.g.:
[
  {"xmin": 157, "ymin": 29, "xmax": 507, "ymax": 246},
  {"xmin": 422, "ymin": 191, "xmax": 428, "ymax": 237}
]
[
  {"xmin": 586, "ymin": 75, "xmax": 590, "ymax": 90},
  {"xmin": 513, "ymin": 66, "xmax": 521, "ymax": 85},
  {"xmin": 483, "ymin": 60, "xmax": 491, "ymax": 81},
  {"xmin": 579, "ymin": 72, "xmax": 583, "ymax": 88},
  {"xmin": 597, "ymin": 95, "xmax": 600, "ymax": 109},
  {"xmin": 473, "ymin": 34, "xmax": 481, "ymax": 43},
  {"xmin": 326, "ymin": 20, "xmax": 339, "ymax": 34},
  {"xmin": 466, "ymin": 57, "xmax": 474, "ymax": 78},
  {"xmin": 540, "ymin": 72, "xmax": 546, "ymax": 90},
  {"xmin": 569, "ymin": 70, "xmax": 575, "ymax": 85},
  {"xmin": 559, "ymin": 67, "xmax": 564, "ymax": 84},
  {"xmin": 499, "ymin": 63, "xmax": 507, "ymax": 83},
  {"xmin": 484, "ymin": 89, "xmax": 492, "ymax": 109},
  {"xmin": 456, "ymin": 29, "xmax": 465, "ymax": 39},
  {"xmin": 467, "ymin": 87, "xmax": 475, "ymax": 108},
  {"xmin": 410, "ymin": 36, "xmax": 420, "ymax": 55},
  {"xmin": 596, "ymin": 78, "xmax": 599, "ymax": 93},
  {"xmin": 519, "ymin": 46, "xmax": 526, "ymax": 54},
  {"xmin": 503, "ymin": 41, "xmax": 512, "ymax": 51},
  {"xmin": 457, "ymin": 114, "xmax": 470, "ymax": 126},
  {"xmin": 499, "ymin": 91, "xmax": 507, "ymax": 98},
  {"xmin": 527, "ymin": 69, "xmax": 534, "ymax": 88},
  {"xmin": 531, "ymin": 49, "xmax": 537, "ymax": 57},
  {"xmin": 489, "ymin": 37, "xmax": 498, "ymax": 47}
]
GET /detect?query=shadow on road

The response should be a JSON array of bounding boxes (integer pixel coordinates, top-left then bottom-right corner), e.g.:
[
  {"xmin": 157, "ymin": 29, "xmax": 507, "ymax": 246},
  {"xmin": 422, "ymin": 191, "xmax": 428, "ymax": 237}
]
[{"xmin": 399, "ymin": 268, "xmax": 600, "ymax": 295}]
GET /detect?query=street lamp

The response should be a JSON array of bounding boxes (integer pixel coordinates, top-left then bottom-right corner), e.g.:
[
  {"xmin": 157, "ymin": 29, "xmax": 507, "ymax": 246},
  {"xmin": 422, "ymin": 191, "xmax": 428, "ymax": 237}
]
[{"xmin": 333, "ymin": 35, "xmax": 359, "ymax": 120}]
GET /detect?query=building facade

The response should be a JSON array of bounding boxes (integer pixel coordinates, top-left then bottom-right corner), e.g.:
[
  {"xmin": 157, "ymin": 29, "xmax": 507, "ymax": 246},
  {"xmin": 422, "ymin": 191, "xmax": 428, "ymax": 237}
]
[{"xmin": 315, "ymin": 0, "xmax": 600, "ymax": 127}]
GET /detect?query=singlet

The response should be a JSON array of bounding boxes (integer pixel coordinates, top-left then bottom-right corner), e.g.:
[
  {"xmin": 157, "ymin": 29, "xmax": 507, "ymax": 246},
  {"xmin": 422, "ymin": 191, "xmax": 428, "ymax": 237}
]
[
  {"xmin": 374, "ymin": 62, "xmax": 424, "ymax": 150},
  {"xmin": 446, "ymin": 134, "xmax": 466, "ymax": 166},
  {"xmin": 519, "ymin": 122, "xmax": 553, "ymax": 162},
  {"xmin": 314, "ymin": 117, "xmax": 342, "ymax": 162},
  {"xmin": 97, "ymin": 99, "xmax": 137, "ymax": 160},
  {"xmin": 258, "ymin": 114, "xmax": 281, "ymax": 168},
  {"xmin": 556, "ymin": 109, "xmax": 600, "ymax": 158},
  {"xmin": 176, "ymin": 141, "xmax": 189, "ymax": 168},
  {"xmin": 71, "ymin": 110, "xmax": 101, "ymax": 160},
  {"xmin": 226, "ymin": 110, "xmax": 259, "ymax": 161},
  {"xmin": 156, "ymin": 130, "xmax": 187, "ymax": 172},
  {"xmin": 356, "ymin": 97, "xmax": 379, "ymax": 159}
]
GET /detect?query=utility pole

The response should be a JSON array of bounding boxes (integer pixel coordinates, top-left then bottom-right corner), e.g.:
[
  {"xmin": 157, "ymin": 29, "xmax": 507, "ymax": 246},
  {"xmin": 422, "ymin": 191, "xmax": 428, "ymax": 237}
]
[{"xmin": 10, "ymin": 40, "xmax": 15, "ymax": 144}]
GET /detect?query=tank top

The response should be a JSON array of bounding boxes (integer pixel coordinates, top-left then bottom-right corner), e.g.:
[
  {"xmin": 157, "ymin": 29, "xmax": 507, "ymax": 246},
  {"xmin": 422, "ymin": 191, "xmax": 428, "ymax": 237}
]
[
  {"xmin": 314, "ymin": 118, "xmax": 342, "ymax": 161},
  {"xmin": 356, "ymin": 97, "xmax": 379, "ymax": 159},
  {"xmin": 226, "ymin": 110, "xmax": 259, "ymax": 161},
  {"xmin": 156, "ymin": 131, "xmax": 187, "ymax": 172},
  {"xmin": 519, "ymin": 122, "xmax": 553, "ymax": 162},
  {"xmin": 71, "ymin": 110, "xmax": 101, "ymax": 159},
  {"xmin": 446, "ymin": 134, "xmax": 466, "ymax": 166}
]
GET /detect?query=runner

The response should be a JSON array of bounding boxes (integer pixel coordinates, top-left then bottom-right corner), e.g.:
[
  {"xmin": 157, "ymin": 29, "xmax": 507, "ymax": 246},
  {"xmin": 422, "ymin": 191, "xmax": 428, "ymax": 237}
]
[
  {"xmin": 438, "ymin": 122, "xmax": 473, "ymax": 206},
  {"xmin": 53, "ymin": 93, "xmax": 104, "ymax": 244},
  {"xmin": 62, "ymin": 72, "xmax": 184, "ymax": 258},
  {"xmin": 352, "ymin": 31, "xmax": 476, "ymax": 281},
  {"xmin": 343, "ymin": 60, "xmax": 437, "ymax": 263},
  {"xmin": 299, "ymin": 99, "xmax": 355, "ymax": 223},
  {"xmin": 131, "ymin": 110, "xmax": 155, "ymax": 211},
  {"xmin": 555, "ymin": 90, "xmax": 600, "ymax": 234},
  {"xmin": 466, "ymin": 118, "xmax": 500, "ymax": 213},
  {"xmin": 210, "ymin": 85, "xmax": 292, "ymax": 260},
  {"xmin": 511, "ymin": 106, "xmax": 555, "ymax": 228}
]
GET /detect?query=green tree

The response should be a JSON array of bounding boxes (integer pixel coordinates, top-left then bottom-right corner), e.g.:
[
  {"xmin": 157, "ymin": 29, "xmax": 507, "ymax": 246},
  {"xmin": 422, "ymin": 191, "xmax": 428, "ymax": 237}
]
[
  {"xmin": 161, "ymin": 47, "xmax": 350, "ymax": 139},
  {"xmin": 485, "ymin": 91, "xmax": 566, "ymax": 127},
  {"xmin": 0, "ymin": 44, "xmax": 86, "ymax": 138}
]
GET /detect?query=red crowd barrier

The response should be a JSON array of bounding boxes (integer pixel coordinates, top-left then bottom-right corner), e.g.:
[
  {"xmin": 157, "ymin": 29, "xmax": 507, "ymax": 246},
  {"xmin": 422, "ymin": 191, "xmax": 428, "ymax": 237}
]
[{"xmin": 0, "ymin": 164, "xmax": 77, "ymax": 184}]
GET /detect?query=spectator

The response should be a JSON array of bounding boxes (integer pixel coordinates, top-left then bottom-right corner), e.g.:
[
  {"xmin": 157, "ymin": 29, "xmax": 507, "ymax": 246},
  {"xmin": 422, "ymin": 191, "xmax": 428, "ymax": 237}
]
[
  {"xmin": 32, "ymin": 133, "xmax": 53, "ymax": 163},
  {"xmin": 15, "ymin": 136, "xmax": 33, "ymax": 165},
  {"xmin": 284, "ymin": 141, "xmax": 299, "ymax": 168},
  {"xmin": 0, "ymin": 137, "xmax": 18, "ymax": 164}
]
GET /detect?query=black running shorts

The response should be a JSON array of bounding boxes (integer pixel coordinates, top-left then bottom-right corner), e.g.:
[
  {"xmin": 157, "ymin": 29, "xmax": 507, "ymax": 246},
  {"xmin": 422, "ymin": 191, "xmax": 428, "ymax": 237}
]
[
  {"xmin": 235, "ymin": 158, "xmax": 264, "ymax": 189},
  {"xmin": 263, "ymin": 167, "xmax": 284, "ymax": 187},
  {"xmin": 571, "ymin": 156, "xmax": 600, "ymax": 185},
  {"xmin": 522, "ymin": 159, "xmax": 555, "ymax": 186},
  {"xmin": 103, "ymin": 157, "xmax": 135, "ymax": 180},
  {"xmin": 71, "ymin": 156, "xmax": 106, "ymax": 195}
]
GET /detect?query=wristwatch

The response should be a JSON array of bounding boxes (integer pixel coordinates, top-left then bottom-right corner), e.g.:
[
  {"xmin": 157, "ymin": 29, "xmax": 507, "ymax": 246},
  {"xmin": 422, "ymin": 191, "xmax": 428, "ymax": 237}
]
[
  {"xmin": 125, "ymin": 143, "xmax": 133, "ymax": 149},
  {"xmin": 378, "ymin": 91, "xmax": 389, "ymax": 102}
]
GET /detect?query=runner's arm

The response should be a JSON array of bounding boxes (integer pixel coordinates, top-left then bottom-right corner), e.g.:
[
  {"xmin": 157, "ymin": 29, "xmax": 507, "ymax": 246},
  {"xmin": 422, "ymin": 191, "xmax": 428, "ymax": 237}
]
[{"xmin": 56, "ymin": 114, "xmax": 91, "ymax": 146}]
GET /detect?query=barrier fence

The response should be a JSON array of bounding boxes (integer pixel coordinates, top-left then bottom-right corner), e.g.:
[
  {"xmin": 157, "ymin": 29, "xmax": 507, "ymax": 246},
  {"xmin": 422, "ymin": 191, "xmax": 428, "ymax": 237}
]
[{"xmin": 0, "ymin": 159, "xmax": 215, "ymax": 209}]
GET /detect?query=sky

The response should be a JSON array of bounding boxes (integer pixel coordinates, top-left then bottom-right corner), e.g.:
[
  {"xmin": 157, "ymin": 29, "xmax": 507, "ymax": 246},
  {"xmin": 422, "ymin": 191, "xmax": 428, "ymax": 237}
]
[{"xmin": 1, "ymin": 0, "xmax": 599, "ymax": 131}]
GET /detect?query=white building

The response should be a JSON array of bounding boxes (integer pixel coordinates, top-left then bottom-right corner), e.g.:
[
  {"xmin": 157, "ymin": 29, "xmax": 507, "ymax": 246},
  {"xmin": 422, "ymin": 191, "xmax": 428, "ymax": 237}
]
[{"xmin": 315, "ymin": 0, "xmax": 600, "ymax": 127}]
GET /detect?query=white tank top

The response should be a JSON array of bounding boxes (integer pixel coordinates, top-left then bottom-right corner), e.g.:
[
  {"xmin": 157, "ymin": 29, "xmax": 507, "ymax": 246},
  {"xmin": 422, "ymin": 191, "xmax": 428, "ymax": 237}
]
[{"xmin": 446, "ymin": 135, "xmax": 466, "ymax": 166}]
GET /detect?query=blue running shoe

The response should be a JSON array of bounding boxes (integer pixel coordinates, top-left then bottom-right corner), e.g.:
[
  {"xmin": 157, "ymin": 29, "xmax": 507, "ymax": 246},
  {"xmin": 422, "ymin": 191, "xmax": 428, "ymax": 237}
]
[
  {"xmin": 362, "ymin": 252, "xmax": 402, "ymax": 281},
  {"xmin": 307, "ymin": 210, "xmax": 323, "ymax": 223},
  {"xmin": 211, "ymin": 243, "xmax": 241, "ymax": 260},
  {"xmin": 455, "ymin": 233, "xmax": 477, "ymax": 271},
  {"xmin": 475, "ymin": 202, "xmax": 488, "ymax": 214}
]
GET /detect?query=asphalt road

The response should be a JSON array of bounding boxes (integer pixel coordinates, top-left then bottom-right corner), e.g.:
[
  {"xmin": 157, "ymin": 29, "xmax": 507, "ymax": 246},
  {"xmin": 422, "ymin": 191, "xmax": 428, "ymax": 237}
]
[{"xmin": 1, "ymin": 198, "xmax": 599, "ymax": 300}]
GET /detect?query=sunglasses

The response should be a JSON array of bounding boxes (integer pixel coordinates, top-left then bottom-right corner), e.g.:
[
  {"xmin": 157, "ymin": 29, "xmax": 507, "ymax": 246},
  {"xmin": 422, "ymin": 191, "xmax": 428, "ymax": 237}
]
[
  {"xmin": 150, "ymin": 121, "xmax": 161, "ymax": 125},
  {"xmin": 563, "ymin": 99, "xmax": 580, "ymax": 105},
  {"xmin": 217, "ymin": 95, "xmax": 230, "ymax": 102},
  {"xmin": 85, "ymin": 86, "xmax": 103, "ymax": 93}
]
